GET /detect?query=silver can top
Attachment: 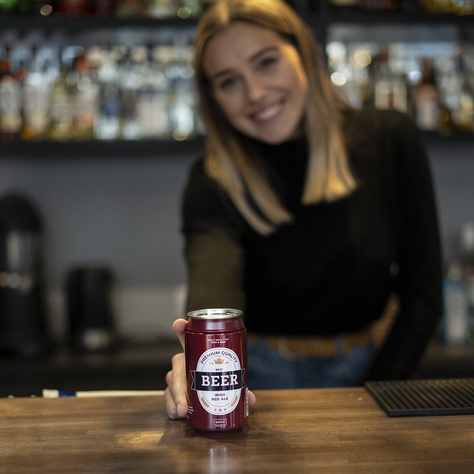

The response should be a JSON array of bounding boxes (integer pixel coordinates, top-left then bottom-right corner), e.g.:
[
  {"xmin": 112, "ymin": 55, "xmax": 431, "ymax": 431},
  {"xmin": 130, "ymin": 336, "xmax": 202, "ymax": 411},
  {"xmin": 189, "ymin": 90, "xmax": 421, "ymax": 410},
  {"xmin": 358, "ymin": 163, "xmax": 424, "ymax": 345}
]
[{"xmin": 187, "ymin": 308, "xmax": 243, "ymax": 319}]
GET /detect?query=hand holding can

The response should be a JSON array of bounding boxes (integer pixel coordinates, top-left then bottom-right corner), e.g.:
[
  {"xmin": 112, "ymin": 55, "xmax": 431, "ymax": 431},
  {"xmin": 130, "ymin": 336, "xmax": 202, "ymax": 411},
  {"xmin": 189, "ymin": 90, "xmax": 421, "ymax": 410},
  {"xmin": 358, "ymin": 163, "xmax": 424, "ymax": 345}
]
[{"xmin": 164, "ymin": 320, "xmax": 188, "ymax": 419}]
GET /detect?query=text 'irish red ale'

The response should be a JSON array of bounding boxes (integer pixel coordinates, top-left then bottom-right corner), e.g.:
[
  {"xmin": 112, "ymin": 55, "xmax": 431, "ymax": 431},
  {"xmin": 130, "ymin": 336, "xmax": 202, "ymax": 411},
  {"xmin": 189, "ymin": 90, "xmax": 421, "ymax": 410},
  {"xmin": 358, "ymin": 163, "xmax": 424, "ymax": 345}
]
[{"xmin": 186, "ymin": 308, "xmax": 248, "ymax": 435}]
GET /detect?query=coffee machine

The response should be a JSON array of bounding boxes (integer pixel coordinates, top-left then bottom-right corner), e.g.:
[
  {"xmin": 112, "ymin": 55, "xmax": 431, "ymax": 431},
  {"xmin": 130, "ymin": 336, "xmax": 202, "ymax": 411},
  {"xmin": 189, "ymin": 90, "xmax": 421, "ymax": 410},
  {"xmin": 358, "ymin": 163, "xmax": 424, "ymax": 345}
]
[
  {"xmin": 0, "ymin": 193, "xmax": 50, "ymax": 358},
  {"xmin": 66, "ymin": 266, "xmax": 117, "ymax": 353}
]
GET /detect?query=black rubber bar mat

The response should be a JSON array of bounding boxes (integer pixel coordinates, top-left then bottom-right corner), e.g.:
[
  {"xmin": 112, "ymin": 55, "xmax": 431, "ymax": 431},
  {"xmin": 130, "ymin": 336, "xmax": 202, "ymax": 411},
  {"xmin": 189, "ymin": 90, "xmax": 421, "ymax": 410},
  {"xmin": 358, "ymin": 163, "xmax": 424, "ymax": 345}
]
[{"xmin": 365, "ymin": 378, "xmax": 474, "ymax": 417}]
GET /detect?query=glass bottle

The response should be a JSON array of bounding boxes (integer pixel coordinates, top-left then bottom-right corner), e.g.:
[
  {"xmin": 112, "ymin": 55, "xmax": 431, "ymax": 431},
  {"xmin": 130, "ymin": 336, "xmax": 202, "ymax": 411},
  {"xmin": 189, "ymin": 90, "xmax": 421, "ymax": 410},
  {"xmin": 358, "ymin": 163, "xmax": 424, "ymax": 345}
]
[
  {"xmin": 71, "ymin": 49, "xmax": 99, "ymax": 139},
  {"xmin": 94, "ymin": 46, "xmax": 122, "ymax": 140},
  {"xmin": 411, "ymin": 58, "xmax": 440, "ymax": 131},
  {"xmin": 0, "ymin": 45, "xmax": 22, "ymax": 139},
  {"xmin": 21, "ymin": 44, "xmax": 55, "ymax": 140},
  {"xmin": 372, "ymin": 46, "xmax": 409, "ymax": 113},
  {"xmin": 166, "ymin": 37, "xmax": 197, "ymax": 140},
  {"xmin": 451, "ymin": 51, "xmax": 474, "ymax": 132},
  {"xmin": 136, "ymin": 45, "xmax": 170, "ymax": 139},
  {"xmin": 119, "ymin": 46, "xmax": 142, "ymax": 139},
  {"xmin": 48, "ymin": 47, "xmax": 76, "ymax": 140}
]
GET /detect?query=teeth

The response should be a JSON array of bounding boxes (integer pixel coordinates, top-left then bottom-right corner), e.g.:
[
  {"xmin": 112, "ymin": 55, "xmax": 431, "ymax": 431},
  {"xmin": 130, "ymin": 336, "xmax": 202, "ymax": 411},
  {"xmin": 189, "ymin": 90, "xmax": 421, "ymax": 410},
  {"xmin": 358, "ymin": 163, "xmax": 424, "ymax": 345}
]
[{"xmin": 254, "ymin": 103, "xmax": 281, "ymax": 121}]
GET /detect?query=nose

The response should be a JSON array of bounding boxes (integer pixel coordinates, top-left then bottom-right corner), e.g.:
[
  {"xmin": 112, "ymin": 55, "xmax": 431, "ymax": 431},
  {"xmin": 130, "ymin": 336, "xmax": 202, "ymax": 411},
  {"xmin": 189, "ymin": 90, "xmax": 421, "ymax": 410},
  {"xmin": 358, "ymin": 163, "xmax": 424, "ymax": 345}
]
[{"xmin": 244, "ymin": 76, "xmax": 266, "ymax": 103}]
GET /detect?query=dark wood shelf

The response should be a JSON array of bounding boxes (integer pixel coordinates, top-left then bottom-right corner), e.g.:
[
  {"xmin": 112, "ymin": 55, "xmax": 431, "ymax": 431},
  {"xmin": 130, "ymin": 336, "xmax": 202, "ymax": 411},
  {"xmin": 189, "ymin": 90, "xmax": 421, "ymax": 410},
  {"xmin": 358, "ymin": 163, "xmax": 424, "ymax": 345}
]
[
  {"xmin": 0, "ymin": 136, "xmax": 204, "ymax": 159},
  {"xmin": 2, "ymin": 132, "xmax": 471, "ymax": 160}
]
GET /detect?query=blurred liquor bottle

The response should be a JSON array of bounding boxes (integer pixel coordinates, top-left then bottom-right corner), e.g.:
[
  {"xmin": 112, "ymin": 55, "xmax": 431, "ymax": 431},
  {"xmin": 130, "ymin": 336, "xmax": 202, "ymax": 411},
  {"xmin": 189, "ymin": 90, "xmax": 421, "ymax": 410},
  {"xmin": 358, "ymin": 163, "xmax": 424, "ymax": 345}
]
[
  {"xmin": 411, "ymin": 58, "xmax": 440, "ymax": 132},
  {"xmin": 166, "ymin": 37, "xmax": 197, "ymax": 140},
  {"xmin": 0, "ymin": 46, "xmax": 22, "ymax": 139},
  {"xmin": 135, "ymin": 45, "xmax": 170, "ymax": 139},
  {"xmin": 94, "ymin": 46, "xmax": 122, "ymax": 140},
  {"xmin": 371, "ymin": 47, "xmax": 409, "ymax": 113},
  {"xmin": 48, "ymin": 48, "xmax": 76, "ymax": 140},
  {"xmin": 451, "ymin": 53, "xmax": 474, "ymax": 132},
  {"xmin": 21, "ymin": 45, "xmax": 54, "ymax": 140},
  {"xmin": 119, "ymin": 46, "xmax": 142, "ymax": 140},
  {"xmin": 70, "ymin": 50, "xmax": 99, "ymax": 139}
]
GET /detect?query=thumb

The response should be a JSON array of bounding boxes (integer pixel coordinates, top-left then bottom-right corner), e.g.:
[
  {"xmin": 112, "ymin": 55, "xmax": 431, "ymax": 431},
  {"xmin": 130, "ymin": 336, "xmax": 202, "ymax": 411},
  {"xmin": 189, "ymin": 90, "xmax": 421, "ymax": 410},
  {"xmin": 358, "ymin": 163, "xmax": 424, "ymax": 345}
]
[{"xmin": 173, "ymin": 318, "xmax": 187, "ymax": 351}]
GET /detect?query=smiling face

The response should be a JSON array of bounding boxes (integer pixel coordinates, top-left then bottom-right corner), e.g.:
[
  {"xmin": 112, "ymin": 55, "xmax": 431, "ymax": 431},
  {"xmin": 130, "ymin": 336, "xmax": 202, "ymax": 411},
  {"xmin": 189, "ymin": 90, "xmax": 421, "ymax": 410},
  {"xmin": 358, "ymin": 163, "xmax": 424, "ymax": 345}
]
[{"xmin": 202, "ymin": 21, "xmax": 309, "ymax": 145}]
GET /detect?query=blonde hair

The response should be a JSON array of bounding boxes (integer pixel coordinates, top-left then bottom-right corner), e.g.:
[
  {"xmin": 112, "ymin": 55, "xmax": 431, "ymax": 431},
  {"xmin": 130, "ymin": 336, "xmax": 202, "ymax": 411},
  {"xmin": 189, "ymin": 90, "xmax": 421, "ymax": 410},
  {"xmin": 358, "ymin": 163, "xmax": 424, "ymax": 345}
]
[{"xmin": 195, "ymin": 0, "xmax": 356, "ymax": 235}]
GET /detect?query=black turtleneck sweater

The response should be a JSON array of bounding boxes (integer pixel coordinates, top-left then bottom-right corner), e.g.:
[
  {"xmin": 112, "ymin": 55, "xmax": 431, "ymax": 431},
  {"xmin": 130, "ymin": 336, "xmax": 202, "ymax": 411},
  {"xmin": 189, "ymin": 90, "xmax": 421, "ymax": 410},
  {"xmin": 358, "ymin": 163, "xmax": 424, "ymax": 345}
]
[{"xmin": 181, "ymin": 108, "xmax": 442, "ymax": 381}]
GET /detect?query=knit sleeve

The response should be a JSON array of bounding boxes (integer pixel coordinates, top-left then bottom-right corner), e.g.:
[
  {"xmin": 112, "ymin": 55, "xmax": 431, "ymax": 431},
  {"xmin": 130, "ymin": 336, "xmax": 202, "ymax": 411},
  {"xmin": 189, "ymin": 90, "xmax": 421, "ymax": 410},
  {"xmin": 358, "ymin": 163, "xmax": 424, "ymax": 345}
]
[
  {"xmin": 365, "ymin": 111, "xmax": 443, "ymax": 381},
  {"xmin": 181, "ymin": 160, "xmax": 247, "ymax": 313}
]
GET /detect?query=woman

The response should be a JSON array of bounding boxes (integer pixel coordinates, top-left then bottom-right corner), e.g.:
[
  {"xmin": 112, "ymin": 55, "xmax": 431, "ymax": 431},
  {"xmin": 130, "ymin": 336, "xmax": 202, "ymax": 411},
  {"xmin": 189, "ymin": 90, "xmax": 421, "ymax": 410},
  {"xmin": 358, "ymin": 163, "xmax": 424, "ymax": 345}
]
[{"xmin": 165, "ymin": 0, "xmax": 442, "ymax": 419}]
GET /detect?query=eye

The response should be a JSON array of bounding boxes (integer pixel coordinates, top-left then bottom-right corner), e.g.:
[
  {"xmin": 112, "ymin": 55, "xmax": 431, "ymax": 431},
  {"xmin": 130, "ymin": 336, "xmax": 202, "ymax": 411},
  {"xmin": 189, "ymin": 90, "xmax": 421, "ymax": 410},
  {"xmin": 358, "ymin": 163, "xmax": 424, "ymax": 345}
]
[
  {"xmin": 259, "ymin": 55, "xmax": 278, "ymax": 70},
  {"xmin": 217, "ymin": 76, "xmax": 239, "ymax": 91}
]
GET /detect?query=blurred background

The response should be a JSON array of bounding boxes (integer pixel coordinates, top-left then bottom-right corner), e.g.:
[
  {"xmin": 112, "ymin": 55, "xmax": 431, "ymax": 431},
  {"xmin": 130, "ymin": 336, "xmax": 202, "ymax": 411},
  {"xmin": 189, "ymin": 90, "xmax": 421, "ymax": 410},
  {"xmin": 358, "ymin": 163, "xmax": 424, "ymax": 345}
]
[{"xmin": 1, "ymin": 0, "xmax": 473, "ymax": 395}]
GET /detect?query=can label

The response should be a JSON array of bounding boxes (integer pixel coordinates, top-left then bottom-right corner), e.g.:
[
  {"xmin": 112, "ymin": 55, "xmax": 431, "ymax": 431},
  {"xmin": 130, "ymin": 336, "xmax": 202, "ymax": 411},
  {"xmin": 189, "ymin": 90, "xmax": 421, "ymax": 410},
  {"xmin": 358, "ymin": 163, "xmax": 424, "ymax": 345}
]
[{"xmin": 191, "ymin": 348, "xmax": 245, "ymax": 415}]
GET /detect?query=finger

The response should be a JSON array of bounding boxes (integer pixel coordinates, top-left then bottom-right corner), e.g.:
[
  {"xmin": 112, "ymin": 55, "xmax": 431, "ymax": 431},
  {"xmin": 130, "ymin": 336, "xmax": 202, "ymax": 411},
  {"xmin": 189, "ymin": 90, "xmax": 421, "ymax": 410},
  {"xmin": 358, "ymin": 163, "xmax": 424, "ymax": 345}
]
[
  {"xmin": 248, "ymin": 390, "xmax": 256, "ymax": 406},
  {"xmin": 165, "ymin": 353, "xmax": 188, "ymax": 418},
  {"xmin": 172, "ymin": 318, "xmax": 187, "ymax": 351},
  {"xmin": 165, "ymin": 378, "xmax": 187, "ymax": 419},
  {"xmin": 164, "ymin": 386, "xmax": 180, "ymax": 419}
]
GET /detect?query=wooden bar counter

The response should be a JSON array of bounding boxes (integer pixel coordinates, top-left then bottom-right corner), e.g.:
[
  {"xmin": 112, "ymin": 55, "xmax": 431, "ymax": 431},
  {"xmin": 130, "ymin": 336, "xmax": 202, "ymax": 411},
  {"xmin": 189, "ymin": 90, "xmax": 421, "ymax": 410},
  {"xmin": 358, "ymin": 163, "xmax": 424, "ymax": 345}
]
[{"xmin": 1, "ymin": 388, "xmax": 473, "ymax": 473}]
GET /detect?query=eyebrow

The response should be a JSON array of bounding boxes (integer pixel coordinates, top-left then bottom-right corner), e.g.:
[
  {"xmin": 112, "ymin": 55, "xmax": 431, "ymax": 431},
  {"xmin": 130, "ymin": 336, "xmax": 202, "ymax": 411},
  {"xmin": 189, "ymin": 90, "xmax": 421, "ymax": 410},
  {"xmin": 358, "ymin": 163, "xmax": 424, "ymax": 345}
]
[{"xmin": 208, "ymin": 46, "xmax": 279, "ymax": 82}]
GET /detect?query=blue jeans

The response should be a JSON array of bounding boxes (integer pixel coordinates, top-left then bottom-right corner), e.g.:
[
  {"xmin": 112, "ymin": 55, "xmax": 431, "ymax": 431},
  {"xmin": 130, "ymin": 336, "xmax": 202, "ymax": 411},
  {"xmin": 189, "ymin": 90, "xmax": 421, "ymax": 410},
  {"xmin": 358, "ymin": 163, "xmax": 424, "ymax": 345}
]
[{"xmin": 247, "ymin": 337, "xmax": 377, "ymax": 390}]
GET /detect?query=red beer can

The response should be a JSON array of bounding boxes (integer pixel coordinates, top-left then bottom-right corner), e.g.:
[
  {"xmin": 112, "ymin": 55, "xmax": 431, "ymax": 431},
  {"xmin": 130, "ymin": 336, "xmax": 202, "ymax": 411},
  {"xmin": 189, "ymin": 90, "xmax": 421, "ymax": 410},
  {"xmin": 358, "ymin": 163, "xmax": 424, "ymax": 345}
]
[{"xmin": 185, "ymin": 308, "xmax": 248, "ymax": 435}]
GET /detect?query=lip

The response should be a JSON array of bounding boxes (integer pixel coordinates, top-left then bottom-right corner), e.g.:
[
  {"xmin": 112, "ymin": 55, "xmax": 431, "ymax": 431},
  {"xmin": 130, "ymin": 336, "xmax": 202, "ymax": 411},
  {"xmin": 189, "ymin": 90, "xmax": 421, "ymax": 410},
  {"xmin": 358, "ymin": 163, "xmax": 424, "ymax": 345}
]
[{"xmin": 250, "ymin": 99, "xmax": 285, "ymax": 123}]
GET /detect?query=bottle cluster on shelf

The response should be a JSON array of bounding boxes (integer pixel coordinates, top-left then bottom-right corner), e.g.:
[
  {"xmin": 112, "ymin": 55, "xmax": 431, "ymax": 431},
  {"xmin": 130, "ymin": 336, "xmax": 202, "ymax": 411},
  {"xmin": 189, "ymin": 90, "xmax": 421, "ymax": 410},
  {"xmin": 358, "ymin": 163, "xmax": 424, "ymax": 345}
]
[
  {"xmin": 0, "ymin": 0, "xmax": 206, "ymax": 19},
  {"xmin": 328, "ymin": 0, "xmax": 474, "ymax": 14},
  {"xmin": 0, "ymin": 34, "xmax": 203, "ymax": 141},
  {"xmin": 327, "ymin": 40, "xmax": 474, "ymax": 134}
]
